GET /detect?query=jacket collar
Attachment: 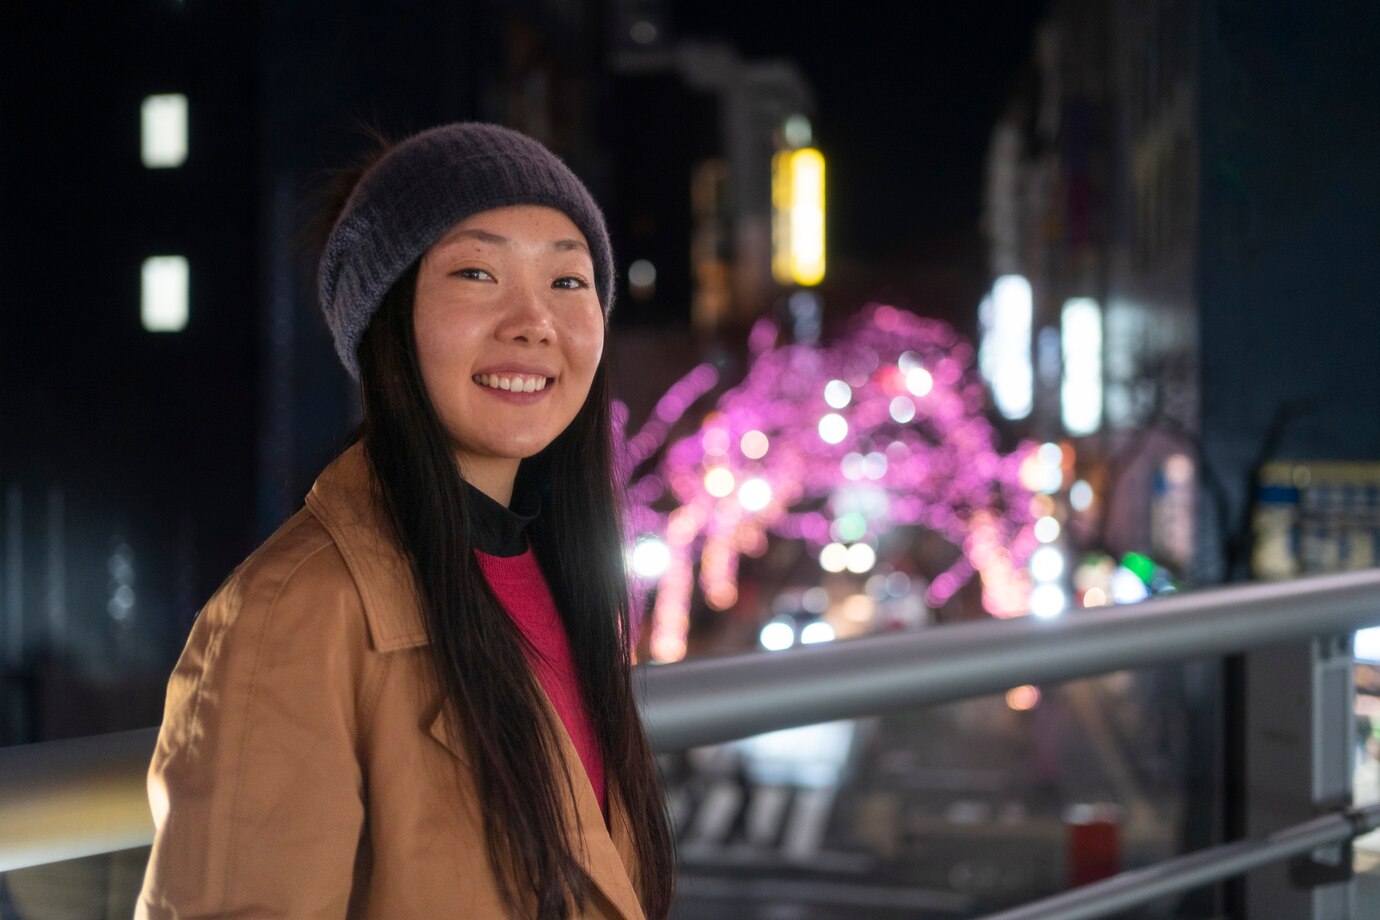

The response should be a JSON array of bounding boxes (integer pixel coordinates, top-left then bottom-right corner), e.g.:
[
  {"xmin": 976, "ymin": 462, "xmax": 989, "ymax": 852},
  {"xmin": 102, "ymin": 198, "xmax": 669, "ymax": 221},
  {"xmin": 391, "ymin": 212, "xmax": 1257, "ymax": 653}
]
[
  {"xmin": 305, "ymin": 442, "xmax": 430, "ymax": 652},
  {"xmin": 465, "ymin": 479, "xmax": 539, "ymax": 557}
]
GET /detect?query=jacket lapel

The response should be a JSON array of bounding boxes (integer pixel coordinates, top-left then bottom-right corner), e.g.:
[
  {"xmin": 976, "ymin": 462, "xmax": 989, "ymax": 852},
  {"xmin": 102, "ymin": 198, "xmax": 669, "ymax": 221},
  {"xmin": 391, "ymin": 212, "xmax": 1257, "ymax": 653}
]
[
  {"xmin": 557, "ymin": 717, "xmax": 646, "ymax": 920},
  {"xmin": 427, "ymin": 694, "xmax": 645, "ymax": 920}
]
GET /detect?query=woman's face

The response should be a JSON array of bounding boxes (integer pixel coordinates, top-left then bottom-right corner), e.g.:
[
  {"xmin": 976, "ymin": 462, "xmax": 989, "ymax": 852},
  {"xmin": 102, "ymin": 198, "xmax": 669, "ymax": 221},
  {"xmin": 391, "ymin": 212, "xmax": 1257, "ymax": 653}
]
[{"xmin": 413, "ymin": 205, "xmax": 605, "ymax": 504}]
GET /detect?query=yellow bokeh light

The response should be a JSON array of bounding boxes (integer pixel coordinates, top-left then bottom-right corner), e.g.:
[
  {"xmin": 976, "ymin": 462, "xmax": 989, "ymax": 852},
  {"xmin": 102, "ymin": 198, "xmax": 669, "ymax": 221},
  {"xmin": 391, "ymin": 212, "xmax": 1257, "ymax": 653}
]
[
  {"xmin": 704, "ymin": 467, "xmax": 736, "ymax": 498},
  {"xmin": 740, "ymin": 430, "xmax": 770, "ymax": 460},
  {"xmin": 705, "ymin": 583, "xmax": 739, "ymax": 611},
  {"xmin": 651, "ymin": 633, "xmax": 687, "ymax": 663},
  {"xmin": 819, "ymin": 542, "xmax": 848, "ymax": 573}
]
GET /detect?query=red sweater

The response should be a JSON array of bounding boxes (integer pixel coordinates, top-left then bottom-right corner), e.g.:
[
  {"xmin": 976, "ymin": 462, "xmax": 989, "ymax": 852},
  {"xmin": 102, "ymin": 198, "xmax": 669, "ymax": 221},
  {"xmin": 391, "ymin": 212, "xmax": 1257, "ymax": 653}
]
[{"xmin": 475, "ymin": 549, "xmax": 606, "ymax": 812}]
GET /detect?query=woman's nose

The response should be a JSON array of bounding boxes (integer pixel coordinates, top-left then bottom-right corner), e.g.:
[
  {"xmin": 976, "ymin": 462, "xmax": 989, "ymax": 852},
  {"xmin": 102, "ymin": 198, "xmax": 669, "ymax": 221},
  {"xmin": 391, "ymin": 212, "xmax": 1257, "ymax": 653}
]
[{"xmin": 498, "ymin": 281, "xmax": 556, "ymax": 344}]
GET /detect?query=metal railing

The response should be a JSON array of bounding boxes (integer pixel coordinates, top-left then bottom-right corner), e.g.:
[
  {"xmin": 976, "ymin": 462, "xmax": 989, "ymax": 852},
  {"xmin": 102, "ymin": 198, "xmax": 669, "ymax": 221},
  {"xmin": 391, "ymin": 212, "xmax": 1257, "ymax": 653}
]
[{"xmin": 4, "ymin": 568, "xmax": 1380, "ymax": 918}]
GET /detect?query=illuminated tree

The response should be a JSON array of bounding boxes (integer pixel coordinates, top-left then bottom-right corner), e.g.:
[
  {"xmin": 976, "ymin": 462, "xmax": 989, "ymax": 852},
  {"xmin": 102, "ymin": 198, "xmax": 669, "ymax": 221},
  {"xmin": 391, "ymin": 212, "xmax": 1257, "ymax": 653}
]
[{"xmin": 617, "ymin": 304, "xmax": 1037, "ymax": 662}]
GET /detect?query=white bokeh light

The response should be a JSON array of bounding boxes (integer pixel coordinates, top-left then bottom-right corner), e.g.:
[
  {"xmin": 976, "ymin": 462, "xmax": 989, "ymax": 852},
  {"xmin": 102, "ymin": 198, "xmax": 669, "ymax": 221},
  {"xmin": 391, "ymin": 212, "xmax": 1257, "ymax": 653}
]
[
  {"xmin": 1030, "ymin": 584, "xmax": 1066, "ymax": 618},
  {"xmin": 889, "ymin": 396, "xmax": 916, "ymax": 424},
  {"xmin": 629, "ymin": 536, "xmax": 670, "ymax": 579},
  {"xmin": 819, "ymin": 542, "xmax": 848, "ymax": 573},
  {"xmin": 818, "ymin": 413, "xmax": 848, "ymax": 444},
  {"xmin": 760, "ymin": 619, "xmax": 796, "ymax": 651},
  {"xmin": 905, "ymin": 368, "xmax": 934, "ymax": 397},
  {"xmin": 737, "ymin": 477, "xmax": 773, "ymax": 512},
  {"xmin": 1030, "ymin": 546, "xmax": 1065, "ymax": 582},
  {"xmin": 824, "ymin": 379, "xmax": 852, "ymax": 409},
  {"xmin": 845, "ymin": 543, "xmax": 877, "ymax": 574}
]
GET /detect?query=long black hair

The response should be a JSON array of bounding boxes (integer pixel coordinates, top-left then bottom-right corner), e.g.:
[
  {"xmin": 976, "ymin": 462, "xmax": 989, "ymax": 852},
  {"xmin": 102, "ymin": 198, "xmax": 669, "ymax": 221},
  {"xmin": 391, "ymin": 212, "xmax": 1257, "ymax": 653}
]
[{"xmin": 328, "ymin": 148, "xmax": 674, "ymax": 919}]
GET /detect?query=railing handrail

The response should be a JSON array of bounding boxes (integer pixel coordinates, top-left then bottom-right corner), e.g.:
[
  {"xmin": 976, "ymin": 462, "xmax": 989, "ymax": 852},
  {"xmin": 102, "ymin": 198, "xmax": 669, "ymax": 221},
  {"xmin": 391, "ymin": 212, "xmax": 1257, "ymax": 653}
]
[
  {"xmin": 3, "ymin": 568, "xmax": 1380, "ymax": 908},
  {"xmin": 985, "ymin": 802, "xmax": 1380, "ymax": 920},
  {"xmin": 639, "ymin": 567, "xmax": 1380, "ymax": 749}
]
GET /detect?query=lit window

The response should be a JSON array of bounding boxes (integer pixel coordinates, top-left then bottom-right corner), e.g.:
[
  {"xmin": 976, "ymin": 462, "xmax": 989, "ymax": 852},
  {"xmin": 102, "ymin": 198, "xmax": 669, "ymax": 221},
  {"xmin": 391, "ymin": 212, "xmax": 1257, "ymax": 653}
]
[
  {"xmin": 141, "ymin": 256, "xmax": 189, "ymax": 332},
  {"xmin": 141, "ymin": 94, "xmax": 188, "ymax": 168},
  {"xmin": 1061, "ymin": 298, "xmax": 1103, "ymax": 435},
  {"xmin": 979, "ymin": 275, "xmax": 1033, "ymax": 420}
]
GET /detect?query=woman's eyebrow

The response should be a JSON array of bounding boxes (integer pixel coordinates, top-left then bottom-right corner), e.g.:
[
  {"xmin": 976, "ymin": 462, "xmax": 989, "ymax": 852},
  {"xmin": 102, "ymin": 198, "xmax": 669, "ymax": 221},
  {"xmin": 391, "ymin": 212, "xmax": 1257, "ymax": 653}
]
[
  {"xmin": 437, "ymin": 230, "xmax": 588, "ymax": 254},
  {"xmin": 444, "ymin": 228, "xmax": 509, "ymax": 246}
]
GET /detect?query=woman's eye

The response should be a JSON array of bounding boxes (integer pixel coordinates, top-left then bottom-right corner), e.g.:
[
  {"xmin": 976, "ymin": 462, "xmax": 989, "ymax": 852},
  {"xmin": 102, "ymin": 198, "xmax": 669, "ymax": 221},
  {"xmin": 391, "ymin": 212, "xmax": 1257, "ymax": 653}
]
[
  {"xmin": 553, "ymin": 275, "xmax": 588, "ymax": 290},
  {"xmin": 455, "ymin": 267, "xmax": 494, "ymax": 281}
]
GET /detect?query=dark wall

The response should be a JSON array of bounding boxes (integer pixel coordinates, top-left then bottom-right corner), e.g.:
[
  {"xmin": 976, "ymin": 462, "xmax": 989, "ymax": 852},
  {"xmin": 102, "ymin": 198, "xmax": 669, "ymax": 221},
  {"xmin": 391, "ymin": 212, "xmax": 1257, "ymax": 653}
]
[
  {"xmin": 0, "ymin": 0, "xmax": 613, "ymax": 743},
  {"xmin": 0, "ymin": 2, "xmax": 260, "ymax": 734},
  {"xmin": 253, "ymin": 0, "xmax": 497, "ymax": 538},
  {"xmin": 605, "ymin": 71, "xmax": 717, "ymax": 328},
  {"xmin": 1197, "ymin": 0, "xmax": 1380, "ymax": 581},
  {"xmin": 254, "ymin": 0, "xmax": 612, "ymax": 533}
]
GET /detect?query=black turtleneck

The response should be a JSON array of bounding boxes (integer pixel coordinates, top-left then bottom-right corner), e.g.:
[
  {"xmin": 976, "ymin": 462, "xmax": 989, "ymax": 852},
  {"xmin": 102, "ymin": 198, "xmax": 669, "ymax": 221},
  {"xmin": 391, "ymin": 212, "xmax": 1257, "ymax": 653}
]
[{"xmin": 463, "ymin": 481, "xmax": 538, "ymax": 557}]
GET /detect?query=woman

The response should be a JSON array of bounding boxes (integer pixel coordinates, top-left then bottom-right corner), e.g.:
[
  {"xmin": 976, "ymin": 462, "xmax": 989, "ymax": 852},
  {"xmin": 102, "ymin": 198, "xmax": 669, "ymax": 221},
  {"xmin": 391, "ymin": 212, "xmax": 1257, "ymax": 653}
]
[{"xmin": 136, "ymin": 123, "xmax": 675, "ymax": 920}]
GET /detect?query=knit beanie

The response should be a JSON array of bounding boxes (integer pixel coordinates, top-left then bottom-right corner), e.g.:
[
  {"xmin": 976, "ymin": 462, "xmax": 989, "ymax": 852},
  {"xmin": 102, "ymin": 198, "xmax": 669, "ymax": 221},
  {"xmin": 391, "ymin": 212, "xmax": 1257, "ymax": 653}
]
[{"xmin": 318, "ymin": 122, "xmax": 614, "ymax": 380}]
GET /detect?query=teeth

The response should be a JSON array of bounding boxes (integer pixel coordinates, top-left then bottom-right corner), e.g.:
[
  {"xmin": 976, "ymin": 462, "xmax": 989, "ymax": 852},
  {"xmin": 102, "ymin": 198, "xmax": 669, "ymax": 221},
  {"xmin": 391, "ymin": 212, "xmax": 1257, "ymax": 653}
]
[{"xmin": 475, "ymin": 373, "xmax": 549, "ymax": 392}]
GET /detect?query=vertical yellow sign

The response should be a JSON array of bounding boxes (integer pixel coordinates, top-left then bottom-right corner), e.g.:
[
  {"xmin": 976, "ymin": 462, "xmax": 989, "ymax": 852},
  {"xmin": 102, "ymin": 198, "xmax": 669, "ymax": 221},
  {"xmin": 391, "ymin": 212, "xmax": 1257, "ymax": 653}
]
[{"xmin": 772, "ymin": 147, "xmax": 826, "ymax": 286}]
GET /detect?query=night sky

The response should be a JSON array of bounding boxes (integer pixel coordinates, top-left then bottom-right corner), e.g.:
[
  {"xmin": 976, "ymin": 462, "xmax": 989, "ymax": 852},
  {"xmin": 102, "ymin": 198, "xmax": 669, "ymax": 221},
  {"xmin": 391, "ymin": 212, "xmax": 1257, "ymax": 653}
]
[{"xmin": 674, "ymin": 1, "xmax": 1048, "ymax": 315}]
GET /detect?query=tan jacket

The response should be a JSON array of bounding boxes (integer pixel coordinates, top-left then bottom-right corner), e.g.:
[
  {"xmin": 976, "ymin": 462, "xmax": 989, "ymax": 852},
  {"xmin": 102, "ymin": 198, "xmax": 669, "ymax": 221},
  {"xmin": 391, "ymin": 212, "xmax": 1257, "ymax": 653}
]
[{"xmin": 136, "ymin": 445, "xmax": 647, "ymax": 919}]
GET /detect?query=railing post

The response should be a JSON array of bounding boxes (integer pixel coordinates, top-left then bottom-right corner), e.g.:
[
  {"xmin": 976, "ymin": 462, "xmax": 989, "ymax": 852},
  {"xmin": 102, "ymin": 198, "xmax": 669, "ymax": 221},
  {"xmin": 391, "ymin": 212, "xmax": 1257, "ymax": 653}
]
[{"xmin": 1243, "ymin": 635, "xmax": 1356, "ymax": 917}]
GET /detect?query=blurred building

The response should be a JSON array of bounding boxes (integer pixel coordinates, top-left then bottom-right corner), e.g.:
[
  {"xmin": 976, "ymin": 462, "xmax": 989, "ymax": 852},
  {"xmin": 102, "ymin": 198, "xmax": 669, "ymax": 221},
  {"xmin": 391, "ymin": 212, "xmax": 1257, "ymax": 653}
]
[
  {"xmin": 606, "ymin": 0, "xmax": 817, "ymax": 334},
  {"xmin": 981, "ymin": 2, "xmax": 1380, "ymax": 914},
  {"xmin": 981, "ymin": 0, "xmax": 1199, "ymax": 582},
  {"xmin": 981, "ymin": 0, "xmax": 1380, "ymax": 584},
  {"xmin": 1, "ymin": 2, "xmax": 264, "ymax": 744}
]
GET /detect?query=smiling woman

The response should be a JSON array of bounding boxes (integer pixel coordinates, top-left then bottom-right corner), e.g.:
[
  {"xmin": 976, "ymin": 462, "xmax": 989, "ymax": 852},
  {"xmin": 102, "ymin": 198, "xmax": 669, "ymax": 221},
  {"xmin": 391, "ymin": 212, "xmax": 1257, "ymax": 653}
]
[
  {"xmin": 414, "ymin": 205, "xmax": 606, "ymax": 505},
  {"xmin": 135, "ymin": 124, "xmax": 675, "ymax": 920}
]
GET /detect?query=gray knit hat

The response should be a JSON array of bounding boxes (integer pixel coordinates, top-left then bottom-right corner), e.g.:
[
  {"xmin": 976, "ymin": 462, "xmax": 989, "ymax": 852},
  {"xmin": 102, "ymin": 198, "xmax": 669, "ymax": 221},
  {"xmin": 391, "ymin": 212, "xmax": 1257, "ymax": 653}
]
[{"xmin": 318, "ymin": 122, "xmax": 614, "ymax": 379}]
